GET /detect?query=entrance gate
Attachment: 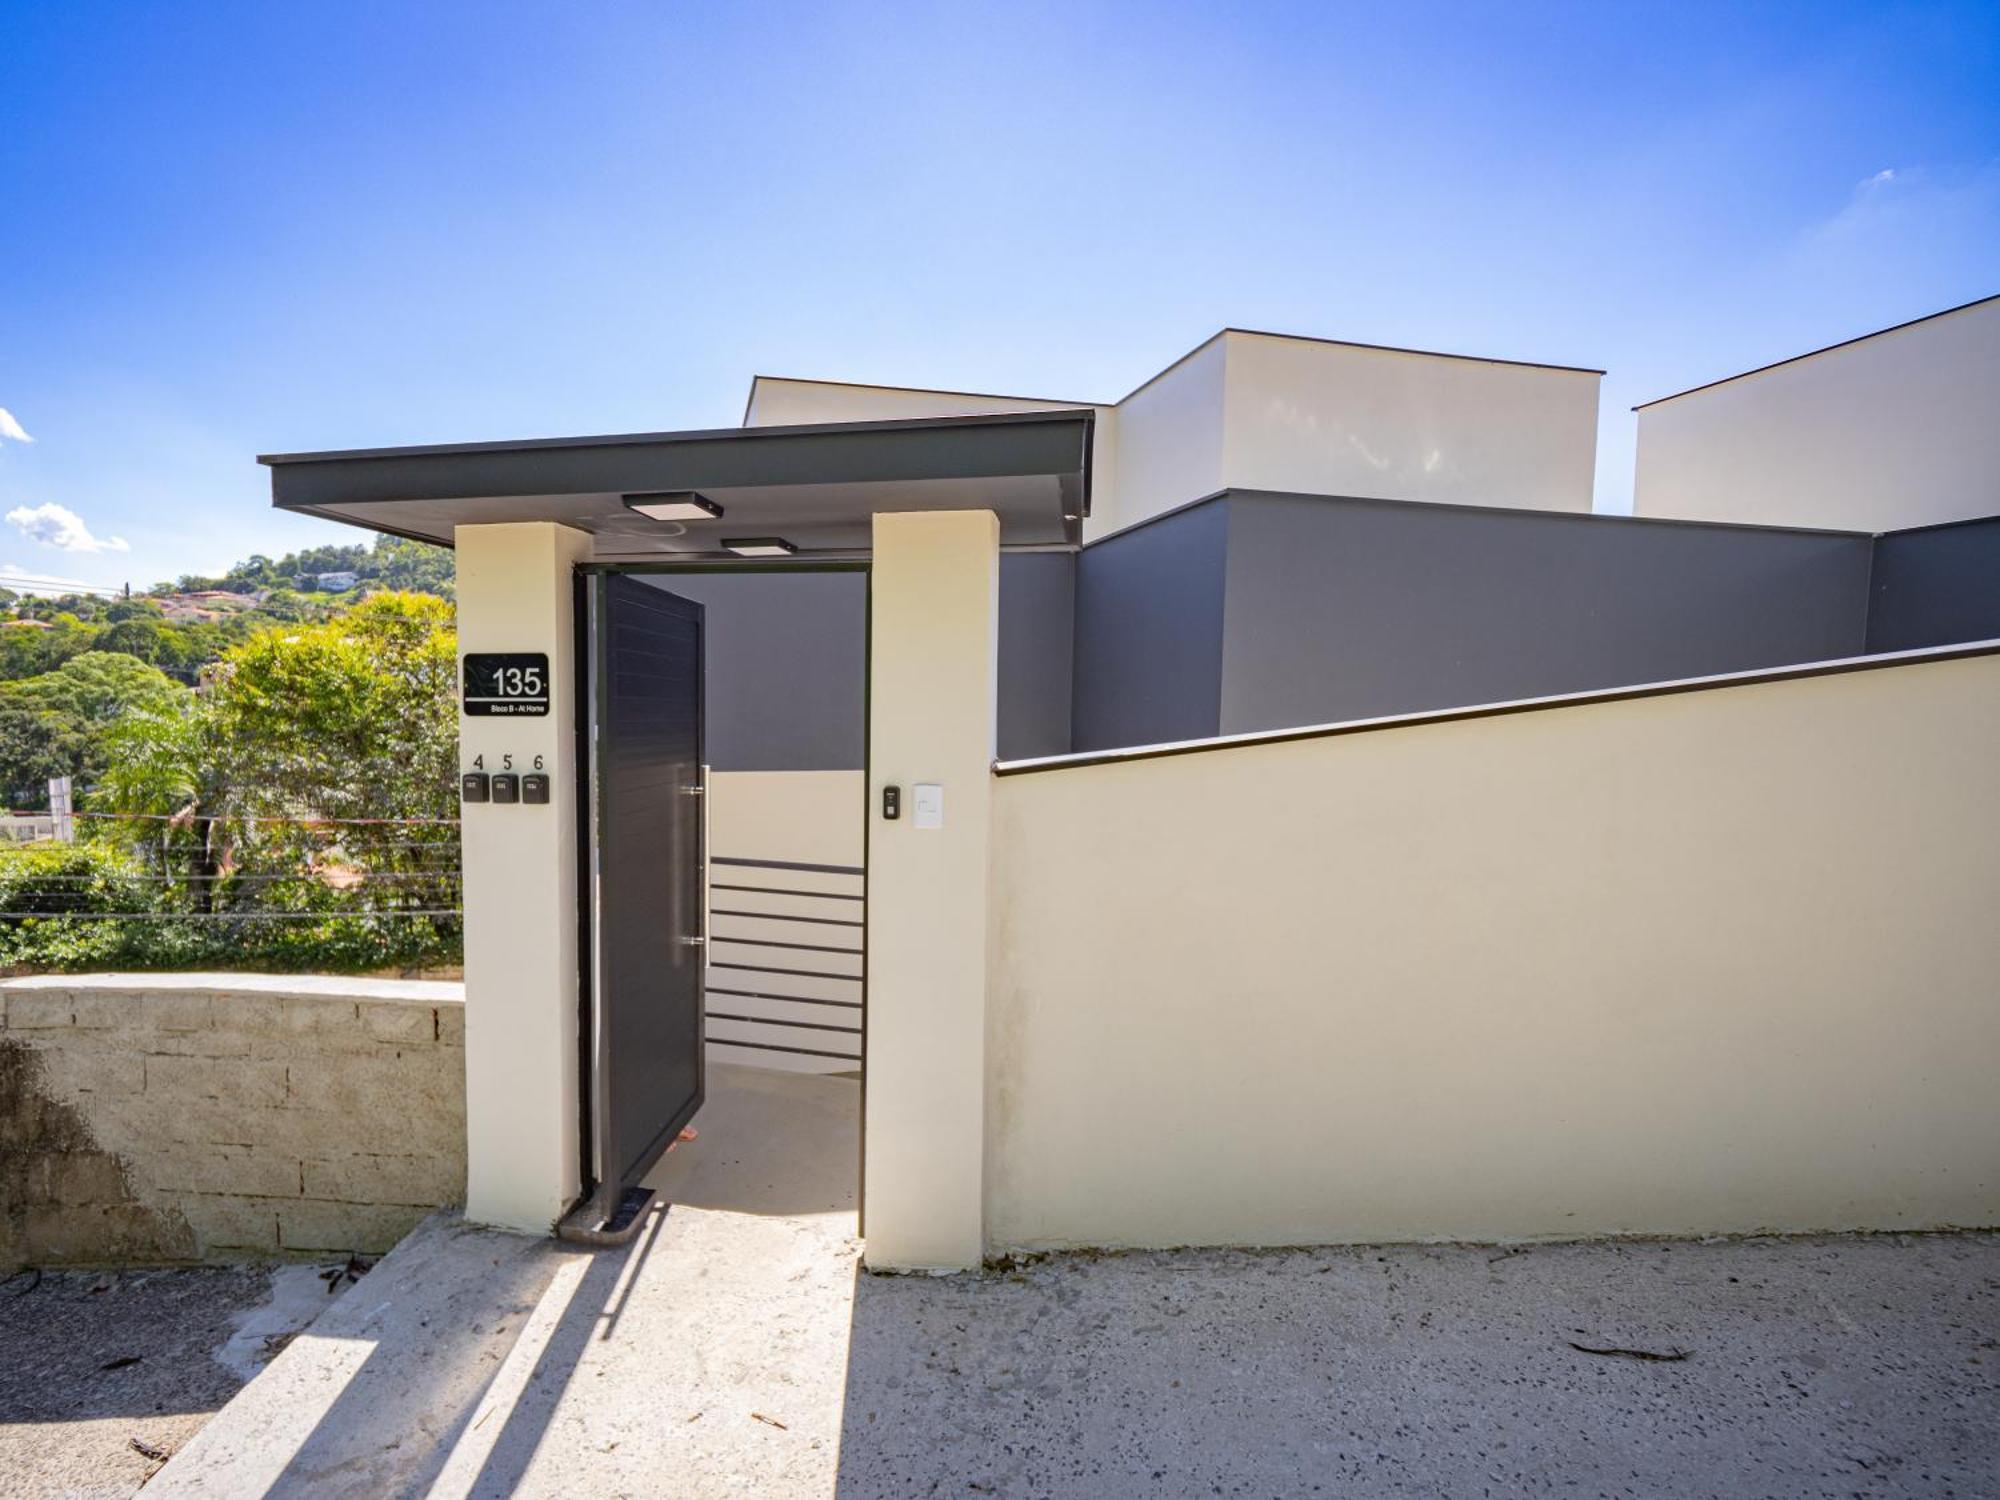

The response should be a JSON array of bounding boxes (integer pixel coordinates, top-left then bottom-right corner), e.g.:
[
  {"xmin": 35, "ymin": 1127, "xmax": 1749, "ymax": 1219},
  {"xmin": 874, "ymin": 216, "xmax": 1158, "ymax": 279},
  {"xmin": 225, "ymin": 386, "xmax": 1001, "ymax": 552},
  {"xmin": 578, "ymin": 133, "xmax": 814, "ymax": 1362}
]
[{"xmin": 583, "ymin": 575, "xmax": 706, "ymax": 1228}]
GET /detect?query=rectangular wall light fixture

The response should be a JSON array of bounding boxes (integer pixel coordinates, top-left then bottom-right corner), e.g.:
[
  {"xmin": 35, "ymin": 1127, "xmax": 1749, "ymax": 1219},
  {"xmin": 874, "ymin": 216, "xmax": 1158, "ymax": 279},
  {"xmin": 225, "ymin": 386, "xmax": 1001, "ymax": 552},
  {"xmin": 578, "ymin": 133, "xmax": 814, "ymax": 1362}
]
[
  {"xmin": 624, "ymin": 490, "xmax": 723, "ymax": 522},
  {"xmin": 720, "ymin": 537, "xmax": 798, "ymax": 558}
]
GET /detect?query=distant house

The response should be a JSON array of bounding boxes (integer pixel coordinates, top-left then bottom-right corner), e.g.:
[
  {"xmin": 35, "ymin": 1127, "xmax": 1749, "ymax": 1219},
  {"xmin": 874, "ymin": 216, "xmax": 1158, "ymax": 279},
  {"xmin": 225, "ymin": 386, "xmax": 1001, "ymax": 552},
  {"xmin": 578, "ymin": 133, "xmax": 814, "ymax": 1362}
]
[
  {"xmin": 2, "ymin": 618, "xmax": 54, "ymax": 630},
  {"xmin": 315, "ymin": 571, "xmax": 361, "ymax": 592}
]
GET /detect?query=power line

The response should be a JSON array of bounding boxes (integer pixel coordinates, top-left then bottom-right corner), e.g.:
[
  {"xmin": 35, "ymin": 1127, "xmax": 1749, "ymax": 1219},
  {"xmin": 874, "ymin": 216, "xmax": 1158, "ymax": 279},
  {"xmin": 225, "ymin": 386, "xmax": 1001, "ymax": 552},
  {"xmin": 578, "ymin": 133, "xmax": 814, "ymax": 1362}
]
[
  {"xmin": 0, "ymin": 910, "xmax": 461, "ymax": 921},
  {"xmin": 2, "ymin": 809, "xmax": 464, "ymax": 828}
]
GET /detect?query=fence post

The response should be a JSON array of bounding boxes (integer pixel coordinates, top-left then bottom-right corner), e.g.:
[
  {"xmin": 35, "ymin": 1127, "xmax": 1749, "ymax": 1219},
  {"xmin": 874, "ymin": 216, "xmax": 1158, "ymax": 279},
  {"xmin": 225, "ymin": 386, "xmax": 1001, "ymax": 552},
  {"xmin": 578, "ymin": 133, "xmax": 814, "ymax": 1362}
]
[{"xmin": 47, "ymin": 776, "xmax": 73, "ymax": 842}]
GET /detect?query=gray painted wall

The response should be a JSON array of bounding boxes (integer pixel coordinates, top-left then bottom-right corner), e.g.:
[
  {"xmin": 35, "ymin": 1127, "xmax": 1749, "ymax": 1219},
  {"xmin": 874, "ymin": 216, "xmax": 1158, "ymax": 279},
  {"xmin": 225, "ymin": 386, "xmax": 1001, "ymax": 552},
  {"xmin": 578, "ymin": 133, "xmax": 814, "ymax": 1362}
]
[
  {"xmin": 998, "ymin": 554, "xmax": 1076, "ymax": 760},
  {"xmin": 1217, "ymin": 492, "xmax": 1875, "ymax": 735},
  {"xmin": 1070, "ymin": 500, "xmax": 1229, "ymax": 752},
  {"xmin": 1866, "ymin": 516, "xmax": 2000, "ymax": 653},
  {"xmin": 633, "ymin": 493, "xmax": 1997, "ymax": 768},
  {"xmin": 641, "ymin": 571, "xmax": 867, "ymax": 771},
  {"xmin": 643, "ymin": 557, "xmax": 1078, "ymax": 770}
]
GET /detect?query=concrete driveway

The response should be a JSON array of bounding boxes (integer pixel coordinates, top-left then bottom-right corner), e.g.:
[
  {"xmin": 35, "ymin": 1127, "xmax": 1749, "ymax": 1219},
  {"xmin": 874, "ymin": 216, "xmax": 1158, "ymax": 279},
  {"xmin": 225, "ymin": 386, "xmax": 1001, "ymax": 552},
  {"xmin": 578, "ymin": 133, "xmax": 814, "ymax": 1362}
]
[{"xmin": 146, "ymin": 1063, "xmax": 2000, "ymax": 1497}]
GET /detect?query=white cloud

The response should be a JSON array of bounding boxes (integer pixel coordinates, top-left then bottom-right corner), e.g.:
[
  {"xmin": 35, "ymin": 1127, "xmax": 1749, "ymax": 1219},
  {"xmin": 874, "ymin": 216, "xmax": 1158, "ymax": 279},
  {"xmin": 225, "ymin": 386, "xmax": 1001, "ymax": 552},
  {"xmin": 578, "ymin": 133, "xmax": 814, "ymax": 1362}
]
[
  {"xmin": 5, "ymin": 502, "xmax": 130, "ymax": 554},
  {"xmin": 0, "ymin": 408, "xmax": 31, "ymax": 444}
]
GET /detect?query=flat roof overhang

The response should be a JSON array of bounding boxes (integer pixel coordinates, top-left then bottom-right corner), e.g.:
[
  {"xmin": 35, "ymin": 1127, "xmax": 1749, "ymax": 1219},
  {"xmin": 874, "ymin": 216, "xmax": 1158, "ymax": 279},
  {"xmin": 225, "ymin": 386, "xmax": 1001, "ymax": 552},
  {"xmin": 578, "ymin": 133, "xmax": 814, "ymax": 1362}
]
[{"xmin": 260, "ymin": 408, "xmax": 1094, "ymax": 557}]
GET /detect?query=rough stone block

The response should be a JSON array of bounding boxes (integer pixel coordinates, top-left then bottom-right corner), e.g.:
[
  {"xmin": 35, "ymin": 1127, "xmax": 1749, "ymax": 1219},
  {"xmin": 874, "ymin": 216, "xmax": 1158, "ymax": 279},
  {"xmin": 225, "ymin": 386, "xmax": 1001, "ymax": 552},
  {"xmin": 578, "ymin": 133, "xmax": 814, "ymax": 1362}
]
[
  {"xmin": 278, "ymin": 1198, "xmax": 425, "ymax": 1254},
  {"xmin": 51, "ymin": 1152, "xmax": 132, "ymax": 1204},
  {"xmin": 146, "ymin": 992, "xmax": 217, "ymax": 1033},
  {"xmin": 285, "ymin": 1053, "xmax": 451, "ymax": 1116},
  {"xmin": 301, "ymin": 1151, "xmax": 462, "ymax": 1208},
  {"xmin": 136, "ymin": 1028, "xmax": 256, "ymax": 1059},
  {"xmin": 180, "ymin": 1194, "xmax": 282, "ymax": 1254},
  {"xmin": 4, "ymin": 992, "xmax": 75, "ymax": 1030},
  {"xmin": 151, "ymin": 1096, "xmax": 264, "ymax": 1150},
  {"xmin": 435, "ymin": 1004, "xmax": 466, "ymax": 1046},
  {"xmin": 359, "ymin": 1002, "xmax": 436, "ymax": 1045},
  {"xmin": 145, "ymin": 1054, "xmax": 288, "ymax": 1107},
  {"xmin": 148, "ymin": 1142, "xmax": 302, "ymax": 1200},
  {"xmin": 39, "ymin": 1047, "xmax": 146, "ymax": 1097},
  {"xmin": 222, "ymin": 995, "xmax": 361, "ymax": 1037},
  {"xmin": 67, "ymin": 991, "xmax": 146, "ymax": 1031},
  {"xmin": 23, "ymin": 1201, "xmax": 194, "ymax": 1263}
]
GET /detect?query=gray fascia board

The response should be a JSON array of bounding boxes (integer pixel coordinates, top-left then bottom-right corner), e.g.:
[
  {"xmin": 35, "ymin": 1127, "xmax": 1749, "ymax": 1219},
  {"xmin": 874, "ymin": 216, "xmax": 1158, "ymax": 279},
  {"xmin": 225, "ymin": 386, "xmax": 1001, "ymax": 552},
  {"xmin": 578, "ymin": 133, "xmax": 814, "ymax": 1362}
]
[{"xmin": 264, "ymin": 409, "xmax": 1092, "ymax": 527}]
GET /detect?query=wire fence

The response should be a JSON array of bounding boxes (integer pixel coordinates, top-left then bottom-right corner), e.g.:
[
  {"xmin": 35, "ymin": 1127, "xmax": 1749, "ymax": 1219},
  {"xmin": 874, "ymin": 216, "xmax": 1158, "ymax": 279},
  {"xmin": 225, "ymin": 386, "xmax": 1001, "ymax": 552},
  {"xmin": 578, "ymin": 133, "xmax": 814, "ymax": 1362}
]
[{"xmin": 0, "ymin": 808, "xmax": 466, "ymax": 971}]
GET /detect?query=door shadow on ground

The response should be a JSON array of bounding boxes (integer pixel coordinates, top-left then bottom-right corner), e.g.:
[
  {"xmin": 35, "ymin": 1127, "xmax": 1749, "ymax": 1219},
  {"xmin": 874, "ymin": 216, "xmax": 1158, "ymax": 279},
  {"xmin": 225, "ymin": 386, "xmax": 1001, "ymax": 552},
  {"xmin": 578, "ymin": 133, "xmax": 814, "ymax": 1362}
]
[{"xmin": 254, "ymin": 1214, "xmax": 664, "ymax": 1498}]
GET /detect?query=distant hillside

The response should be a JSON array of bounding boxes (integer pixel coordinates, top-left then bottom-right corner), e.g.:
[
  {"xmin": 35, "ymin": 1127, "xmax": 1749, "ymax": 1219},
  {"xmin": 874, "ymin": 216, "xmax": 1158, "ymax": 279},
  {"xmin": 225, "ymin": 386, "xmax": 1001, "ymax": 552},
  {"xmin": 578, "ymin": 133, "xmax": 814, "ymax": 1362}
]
[
  {"xmin": 0, "ymin": 535, "xmax": 455, "ymax": 687},
  {"xmin": 161, "ymin": 534, "xmax": 455, "ymax": 600}
]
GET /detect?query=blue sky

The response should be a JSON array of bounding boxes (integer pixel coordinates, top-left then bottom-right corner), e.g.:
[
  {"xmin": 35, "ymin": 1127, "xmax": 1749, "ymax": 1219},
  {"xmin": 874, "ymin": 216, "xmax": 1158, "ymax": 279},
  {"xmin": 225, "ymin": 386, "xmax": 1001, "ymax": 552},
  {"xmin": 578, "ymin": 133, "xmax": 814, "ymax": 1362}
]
[{"xmin": 0, "ymin": 0, "xmax": 1995, "ymax": 589}]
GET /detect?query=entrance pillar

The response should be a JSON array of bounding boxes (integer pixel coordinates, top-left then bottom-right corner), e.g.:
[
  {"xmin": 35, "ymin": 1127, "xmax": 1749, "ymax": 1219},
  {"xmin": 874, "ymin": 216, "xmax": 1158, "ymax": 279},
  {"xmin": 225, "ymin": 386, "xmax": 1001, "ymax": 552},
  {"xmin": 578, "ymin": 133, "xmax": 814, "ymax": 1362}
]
[
  {"xmin": 456, "ymin": 522, "xmax": 591, "ymax": 1233},
  {"xmin": 864, "ymin": 509, "xmax": 1000, "ymax": 1270}
]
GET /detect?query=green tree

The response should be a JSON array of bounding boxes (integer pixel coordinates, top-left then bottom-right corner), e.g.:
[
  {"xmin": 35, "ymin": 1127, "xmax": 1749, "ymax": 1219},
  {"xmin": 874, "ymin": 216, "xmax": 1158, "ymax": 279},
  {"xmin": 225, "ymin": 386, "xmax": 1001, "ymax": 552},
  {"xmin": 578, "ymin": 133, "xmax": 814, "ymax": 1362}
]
[
  {"xmin": 91, "ymin": 592, "xmax": 461, "ymax": 954},
  {"xmin": 0, "ymin": 707, "xmax": 85, "ymax": 808},
  {"xmin": 205, "ymin": 591, "xmax": 456, "ymax": 826},
  {"xmin": 0, "ymin": 651, "xmax": 186, "ymax": 801},
  {"xmin": 7, "ymin": 650, "xmax": 184, "ymax": 727},
  {"xmin": 97, "ymin": 617, "xmax": 167, "ymax": 664}
]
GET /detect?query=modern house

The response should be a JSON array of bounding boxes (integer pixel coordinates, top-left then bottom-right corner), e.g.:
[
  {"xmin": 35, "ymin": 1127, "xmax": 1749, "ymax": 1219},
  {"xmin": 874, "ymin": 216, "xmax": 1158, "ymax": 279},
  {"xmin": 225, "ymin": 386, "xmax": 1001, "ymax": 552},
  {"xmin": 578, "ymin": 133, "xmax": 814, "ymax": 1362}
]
[{"xmin": 260, "ymin": 302, "xmax": 2000, "ymax": 1270}]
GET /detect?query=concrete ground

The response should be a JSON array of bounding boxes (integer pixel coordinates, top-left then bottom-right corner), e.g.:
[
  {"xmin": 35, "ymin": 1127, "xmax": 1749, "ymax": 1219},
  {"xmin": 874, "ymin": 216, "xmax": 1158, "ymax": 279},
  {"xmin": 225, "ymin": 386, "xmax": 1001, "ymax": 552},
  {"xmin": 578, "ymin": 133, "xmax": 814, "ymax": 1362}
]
[
  {"xmin": 0, "ymin": 1260, "xmax": 341, "ymax": 1499},
  {"xmin": 147, "ymin": 1063, "xmax": 1999, "ymax": 1498}
]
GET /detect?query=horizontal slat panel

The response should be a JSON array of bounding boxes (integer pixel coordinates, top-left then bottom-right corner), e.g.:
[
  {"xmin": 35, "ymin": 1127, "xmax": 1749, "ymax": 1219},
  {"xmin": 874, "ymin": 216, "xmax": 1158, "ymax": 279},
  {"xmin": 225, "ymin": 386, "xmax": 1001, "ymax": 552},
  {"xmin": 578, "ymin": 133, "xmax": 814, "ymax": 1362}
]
[
  {"xmin": 705, "ymin": 990, "xmax": 862, "ymax": 1029},
  {"xmin": 708, "ymin": 931, "xmax": 862, "ymax": 958},
  {"xmin": 705, "ymin": 955, "xmax": 860, "ymax": 999},
  {"xmin": 709, "ymin": 939, "xmax": 863, "ymax": 978},
  {"xmin": 706, "ymin": 1040, "xmax": 853, "ymax": 1076},
  {"xmin": 707, "ymin": 850, "xmax": 864, "ymax": 1076},
  {"xmin": 711, "ymin": 864, "xmax": 863, "ymax": 900},
  {"xmin": 708, "ymin": 1014, "xmax": 860, "ymax": 1060},
  {"xmin": 709, "ymin": 884, "xmax": 864, "ymax": 914}
]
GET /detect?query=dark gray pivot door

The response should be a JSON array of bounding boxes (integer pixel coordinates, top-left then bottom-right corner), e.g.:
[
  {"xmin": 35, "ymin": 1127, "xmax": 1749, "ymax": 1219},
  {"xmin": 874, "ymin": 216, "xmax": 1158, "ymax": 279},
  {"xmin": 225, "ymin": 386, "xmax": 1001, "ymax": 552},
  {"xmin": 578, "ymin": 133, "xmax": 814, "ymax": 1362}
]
[{"xmin": 589, "ymin": 575, "xmax": 705, "ymax": 1225}]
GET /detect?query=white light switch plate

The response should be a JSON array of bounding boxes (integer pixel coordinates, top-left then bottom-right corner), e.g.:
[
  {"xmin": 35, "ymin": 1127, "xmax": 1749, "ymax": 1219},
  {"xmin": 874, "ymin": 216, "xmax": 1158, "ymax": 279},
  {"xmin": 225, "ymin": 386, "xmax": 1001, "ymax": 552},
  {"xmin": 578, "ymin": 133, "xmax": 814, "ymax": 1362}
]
[{"xmin": 912, "ymin": 782, "xmax": 944, "ymax": 829}]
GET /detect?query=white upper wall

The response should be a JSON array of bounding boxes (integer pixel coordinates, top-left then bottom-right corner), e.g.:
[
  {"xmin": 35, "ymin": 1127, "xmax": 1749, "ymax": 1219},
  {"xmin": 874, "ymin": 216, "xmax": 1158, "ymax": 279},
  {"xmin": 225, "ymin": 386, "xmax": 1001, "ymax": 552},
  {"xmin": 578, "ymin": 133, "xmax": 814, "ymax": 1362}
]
[
  {"xmin": 1218, "ymin": 331, "xmax": 1599, "ymax": 514},
  {"xmin": 743, "ymin": 377, "xmax": 1092, "ymax": 428},
  {"xmin": 743, "ymin": 329, "xmax": 1602, "ymax": 542},
  {"xmin": 1634, "ymin": 295, "xmax": 2000, "ymax": 533}
]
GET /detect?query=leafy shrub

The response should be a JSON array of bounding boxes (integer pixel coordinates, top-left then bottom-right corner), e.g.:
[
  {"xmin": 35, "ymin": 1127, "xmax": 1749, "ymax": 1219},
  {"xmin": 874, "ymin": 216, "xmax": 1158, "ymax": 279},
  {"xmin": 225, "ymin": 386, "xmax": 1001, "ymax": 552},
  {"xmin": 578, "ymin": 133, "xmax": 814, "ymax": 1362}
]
[
  {"xmin": 0, "ymin": 841, "xmax": 151, "ymax": 970},
  {"xmin": 0, "ymin": 840, "xmax": 460, "ymax": 974}
]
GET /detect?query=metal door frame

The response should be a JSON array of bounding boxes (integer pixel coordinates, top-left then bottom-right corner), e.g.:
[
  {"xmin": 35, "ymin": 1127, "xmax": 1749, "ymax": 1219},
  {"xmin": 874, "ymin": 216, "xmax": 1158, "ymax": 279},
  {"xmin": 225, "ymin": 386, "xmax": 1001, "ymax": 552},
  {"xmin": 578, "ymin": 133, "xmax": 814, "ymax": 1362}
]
[{"xmin": 573, "ymin": 559, "xmax": 872, "ymax": 1232}]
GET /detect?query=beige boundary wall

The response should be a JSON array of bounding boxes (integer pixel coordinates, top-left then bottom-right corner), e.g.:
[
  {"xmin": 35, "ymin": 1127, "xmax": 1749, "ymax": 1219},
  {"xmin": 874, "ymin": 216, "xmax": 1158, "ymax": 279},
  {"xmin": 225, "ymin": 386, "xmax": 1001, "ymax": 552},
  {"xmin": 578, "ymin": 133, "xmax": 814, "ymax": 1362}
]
[
  {"xmin": 1, "ymin": 974, "xmax": 465, "ymax": 1268},
  {"xmin": 985, "ymin": 649, "xmax": 2000, "ymax": 1253}
]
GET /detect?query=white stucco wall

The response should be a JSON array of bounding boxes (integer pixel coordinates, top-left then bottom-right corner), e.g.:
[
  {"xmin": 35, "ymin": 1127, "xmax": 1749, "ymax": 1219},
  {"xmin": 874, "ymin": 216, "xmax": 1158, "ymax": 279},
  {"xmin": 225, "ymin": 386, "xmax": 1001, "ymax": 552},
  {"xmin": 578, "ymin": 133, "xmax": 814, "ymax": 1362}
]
[
  {"xmin": 1634, "ymin": 296, "xmax": 2000, "ymax": 532},
  {"xmin": 457, "ymin": 522, "xmax": 590, "ymax": 1235},
  {"xmin": 708, "ymin": 770, "xmax": 863, "ymax": 867},
  {"xmin": 985, "ymin": 648, "xmax": 2000, "ymax": 1252},
  {"xmin": 1099, "ymin": 336, "xmax": 1229, "ymax": 538},
  {"xmin": 864, "ymin": 510, "xmax": 999, "ymax": 1270},
  {"xmin": 1219, "ymin": 332, "xmax": 1599, "ymax": 513},
  {"xmin": 743, "ymin": 377, "xmax": 1123, "ymax": 547},
  {"xmin": 743, "ymin": 331, "xmax": 1600, "ymax": 546},
  {"xmin": 743, "ymin": 376, "xmax": 1090, "ymax": 428}
]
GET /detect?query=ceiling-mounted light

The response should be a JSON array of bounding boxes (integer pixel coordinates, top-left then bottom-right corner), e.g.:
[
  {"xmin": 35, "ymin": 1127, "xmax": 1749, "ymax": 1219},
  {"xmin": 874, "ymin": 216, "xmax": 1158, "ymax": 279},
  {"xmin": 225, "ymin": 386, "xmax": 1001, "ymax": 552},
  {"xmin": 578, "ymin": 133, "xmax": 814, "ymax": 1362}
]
[
  {"xmin": 624, "ymin": 490, "xmax": 723, "ymax": 522},
  {"xmin": 721, "ymin": 537, "xmax": 797, "ymax": 558}
]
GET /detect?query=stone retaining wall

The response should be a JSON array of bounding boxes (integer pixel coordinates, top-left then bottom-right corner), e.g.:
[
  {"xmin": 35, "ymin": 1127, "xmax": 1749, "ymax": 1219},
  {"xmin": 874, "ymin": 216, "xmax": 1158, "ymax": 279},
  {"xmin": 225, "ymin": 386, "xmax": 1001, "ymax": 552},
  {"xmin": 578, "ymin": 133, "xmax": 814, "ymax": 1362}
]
[{"xmin": 1, "ymin": 974, "xmax": 465, "ymax": 1268}]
